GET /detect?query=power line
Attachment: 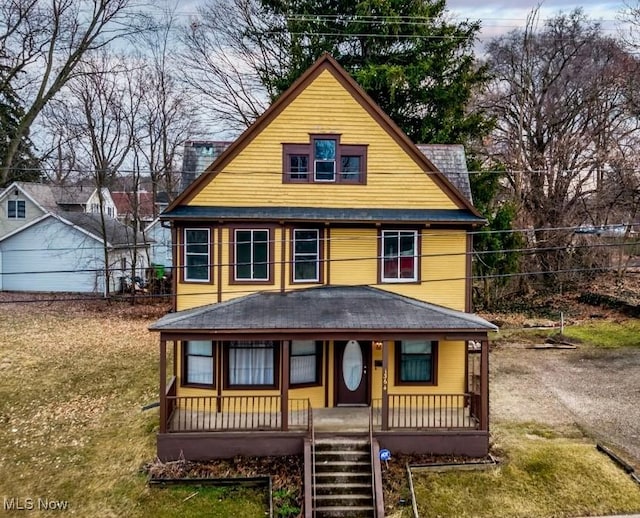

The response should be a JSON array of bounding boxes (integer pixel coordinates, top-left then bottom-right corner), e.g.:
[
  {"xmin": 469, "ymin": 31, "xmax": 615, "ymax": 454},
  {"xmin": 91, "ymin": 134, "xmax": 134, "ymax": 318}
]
[
  {"xmin": 1, "ymin": 237, "xmax": 636, "ymax": 276},
  {"xmin": 0, "ymin": 263, "xmax": 632, "ymax": 306},
  {"xmin": 3, "ymin": 222, "xmax": 640, "ymax": 260}
]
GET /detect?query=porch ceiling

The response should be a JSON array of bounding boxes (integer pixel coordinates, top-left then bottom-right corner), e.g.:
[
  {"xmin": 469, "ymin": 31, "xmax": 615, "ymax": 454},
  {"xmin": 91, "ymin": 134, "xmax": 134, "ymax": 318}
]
[{"xmin": 149, "ymin": 285, "xmax": 497, "ymax": 338}]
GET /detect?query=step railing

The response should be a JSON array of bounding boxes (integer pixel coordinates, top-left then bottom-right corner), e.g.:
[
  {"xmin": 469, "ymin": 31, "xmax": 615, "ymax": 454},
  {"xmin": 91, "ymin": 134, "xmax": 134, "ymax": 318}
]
[{"xmin": 369, "ymin": 407, "xmax": 385, "ymax": 517}]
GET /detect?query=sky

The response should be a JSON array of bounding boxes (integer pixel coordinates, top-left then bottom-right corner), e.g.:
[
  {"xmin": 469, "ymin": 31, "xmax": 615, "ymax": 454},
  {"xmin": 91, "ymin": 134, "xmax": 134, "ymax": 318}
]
[{"xmin": 445, "ymin": 0, "xmax": 627, "ymax": 42}]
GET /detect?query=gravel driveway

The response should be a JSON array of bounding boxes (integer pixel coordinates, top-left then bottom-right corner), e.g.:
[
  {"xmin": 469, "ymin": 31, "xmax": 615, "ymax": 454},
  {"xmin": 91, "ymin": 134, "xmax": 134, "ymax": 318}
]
[{"xmin": 491, "ymin": 343, "xmax": 640, "ymax": 467}]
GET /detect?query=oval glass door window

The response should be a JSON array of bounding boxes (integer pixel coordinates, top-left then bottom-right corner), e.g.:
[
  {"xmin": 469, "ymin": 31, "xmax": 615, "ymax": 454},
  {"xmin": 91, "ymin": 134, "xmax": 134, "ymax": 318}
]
[{"xmin": 342, "ymin": 340, "xmax": 363, "ymax": 391}]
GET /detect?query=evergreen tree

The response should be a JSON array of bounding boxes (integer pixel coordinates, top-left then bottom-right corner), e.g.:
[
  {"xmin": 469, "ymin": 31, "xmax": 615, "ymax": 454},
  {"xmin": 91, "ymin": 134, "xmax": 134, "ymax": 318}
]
[
  {"xmin": 253, "ymin": 0, "xmax": 491, "ymax": 144},
  {"xmin": 468, "ymin": 161, "xmax": 523, "ymax": 308},
  {"xmin": 0, "ymin": 68, "xmax": 40, "ymax": 186}
]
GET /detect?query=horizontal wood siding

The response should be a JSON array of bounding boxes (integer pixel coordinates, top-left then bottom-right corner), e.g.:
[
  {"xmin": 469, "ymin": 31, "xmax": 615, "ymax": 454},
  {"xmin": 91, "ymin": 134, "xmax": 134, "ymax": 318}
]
[
  {"xmin": 0, "ymin": 193, "xmax": 45, "ymax": 238},
  {"xmin": 289, "ymin": 386, "xmax": 325, "ymax": 408},
  {"xmin": 189, "ymin": 70, "xmax": 457, "ymax": 210},
  {"xmin": 176, "ymin": 226, "xmax": 467, "ymax": 311},
  {"xmin": 330, "ymin": 228, "xmax": 377, "ymax": 285},
  {"xmin": 380, "ymin": 230, "xmax": 466, "ymax": 310}
]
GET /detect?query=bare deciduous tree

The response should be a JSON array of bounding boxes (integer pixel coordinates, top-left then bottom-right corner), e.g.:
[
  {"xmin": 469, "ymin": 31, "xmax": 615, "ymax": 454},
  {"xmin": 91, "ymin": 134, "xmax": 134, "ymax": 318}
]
[
  {"xmin": 480, "ymin": 8, "xmax": 640, "ymax": 286},
  {"xmin": 0, "ymin": 0, "xmax": 149, "ymax": 184},
  {"xmin": 178, "ymin": 0, "xmax": 280, "ymax": 133}
]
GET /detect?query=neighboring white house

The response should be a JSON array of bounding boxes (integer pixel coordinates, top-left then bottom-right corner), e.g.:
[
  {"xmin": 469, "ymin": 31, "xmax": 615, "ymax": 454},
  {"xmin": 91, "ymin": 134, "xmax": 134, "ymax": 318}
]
[{"xmin": 0, "ymin": 212, "xmax": 149, "ymax": 294}]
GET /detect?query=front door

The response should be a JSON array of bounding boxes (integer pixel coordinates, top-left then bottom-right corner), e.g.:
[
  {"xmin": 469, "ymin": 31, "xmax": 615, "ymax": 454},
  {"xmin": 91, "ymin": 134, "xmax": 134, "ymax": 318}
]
[{"xmin": 335, "ymin": 340, "xmax": 370, "ymax": 406}]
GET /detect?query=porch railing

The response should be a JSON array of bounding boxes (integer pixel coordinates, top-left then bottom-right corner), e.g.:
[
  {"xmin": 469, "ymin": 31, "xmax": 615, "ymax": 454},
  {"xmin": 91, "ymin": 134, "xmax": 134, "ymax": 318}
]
[
  {"xmin": 372, "ymin": 394, "xmax": 479, "ymax": 430},
  {"xmin": 165, "ymin": 376, "xmax": 177, "ymax": 426},
  {"xmin": 165, "ymin": 395, "xmax": 311, "ymax": 433}
]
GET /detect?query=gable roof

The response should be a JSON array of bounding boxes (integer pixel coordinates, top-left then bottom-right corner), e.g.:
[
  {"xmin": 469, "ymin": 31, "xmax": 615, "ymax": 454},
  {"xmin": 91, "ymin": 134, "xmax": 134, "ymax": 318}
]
[
  {"xmin": 1, "ymin": 182, "xmax": 58, "ymax": 213},
  {"xmin": 2, "ymin": 181, "xmax": 98, "ymax": 212},
  {"xmin": 149, "ymin": 285, "xmax": 496, "ymax": 337},
  {"xmin": 167, "ymin": 54, "xmax": 481, "ymax": 218}
]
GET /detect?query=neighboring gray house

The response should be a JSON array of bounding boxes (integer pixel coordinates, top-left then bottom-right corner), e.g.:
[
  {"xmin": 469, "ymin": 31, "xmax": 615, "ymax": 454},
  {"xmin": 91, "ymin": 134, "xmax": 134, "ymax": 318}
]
[
  {"xmin": 0, "ymin": 212, "xmax": 149, "ymax": 294},
  {"xmin": 0, "ymin": 182, "xmax": 148, "ymax": 294},
  {"xmin": 0, "ymin": 182, "xmax": 117, "ymax": 239}
]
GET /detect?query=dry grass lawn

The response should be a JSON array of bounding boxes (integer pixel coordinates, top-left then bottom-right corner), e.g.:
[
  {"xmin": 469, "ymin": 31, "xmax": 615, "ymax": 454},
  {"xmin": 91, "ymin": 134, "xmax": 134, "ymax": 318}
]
[
  {"xmin": 2, "ymin": 296, "xmax": 640, "ymax": 518},
  {"xmin": 0, "ymin": 298, "xmax": 266, "ymax": 517}
]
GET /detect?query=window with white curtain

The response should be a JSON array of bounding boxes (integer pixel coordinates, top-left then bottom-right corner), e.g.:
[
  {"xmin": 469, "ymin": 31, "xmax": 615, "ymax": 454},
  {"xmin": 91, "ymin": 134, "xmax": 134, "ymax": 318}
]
[
  {"xmin": 228, "ymin": 341, "xmax": 276, "ymax": 386},
  {"xmin": 184, "ymin": 341, "xmax": 214, "ymax": 385},
  {"xmin": 290, "ymin": 340, "xmax": 320, "ymax": 385}
]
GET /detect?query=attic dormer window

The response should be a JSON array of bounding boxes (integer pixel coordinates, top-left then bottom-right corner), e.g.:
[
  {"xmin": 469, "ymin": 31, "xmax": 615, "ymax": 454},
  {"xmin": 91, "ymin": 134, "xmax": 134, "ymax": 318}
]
[
  {"xmin": 314, "ymin": 138, "xmax": 336, "ymax": 181},
  {"xmin": 283, "ymin": 135, "xmax": 367, "ymax": 184},
  {"xmin": 7, "ymin": 199, "xmax": 25, "ymax": 219}
]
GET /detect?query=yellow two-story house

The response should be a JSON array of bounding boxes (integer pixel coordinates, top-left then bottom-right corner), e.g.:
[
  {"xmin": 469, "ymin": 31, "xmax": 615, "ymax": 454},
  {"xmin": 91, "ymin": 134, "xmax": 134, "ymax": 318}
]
[{"xmin": 150, "ymin": 54, "xmax": 496, "ymax": 462}]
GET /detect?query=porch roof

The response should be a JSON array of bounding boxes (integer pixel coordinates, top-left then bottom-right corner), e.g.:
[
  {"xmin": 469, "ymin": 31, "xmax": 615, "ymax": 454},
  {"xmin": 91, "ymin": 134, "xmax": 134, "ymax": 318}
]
[{"xmin": 149, "ymin": 286, "xmax": 497, "ymax": 338}]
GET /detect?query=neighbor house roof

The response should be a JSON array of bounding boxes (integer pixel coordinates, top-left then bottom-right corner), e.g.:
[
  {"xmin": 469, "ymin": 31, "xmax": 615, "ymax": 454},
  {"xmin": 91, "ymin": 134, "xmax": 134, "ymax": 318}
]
[
  {"xmin": 111, "ymin": 191, "xmax": 154, "ymax": 220},
  {"xmin": 149, "ymin": 285, "xmax": 496, "ymax": 337},
  {"xmin": 167, "ymin": 54, "xmax": 482, "ymax": 218},
  {"xmin": 6, "ymin": 182, "xmax": 96, "ymax": 212},
  {"xmin": 61, "ymin": 212, "xmax": 149, "ymax": 247},
  {"xmin": 0, "ymin": 211, "xmax": 150, "ymax": 248}
]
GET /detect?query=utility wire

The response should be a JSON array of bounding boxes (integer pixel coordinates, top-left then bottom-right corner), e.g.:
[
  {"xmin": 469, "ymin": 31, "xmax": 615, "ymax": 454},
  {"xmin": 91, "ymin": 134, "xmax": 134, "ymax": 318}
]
[
  {"xmin": 1, "ymin": 238, "xmax": 636, "ymax": 276},
  {"xmin": 0, "ymin": 263, "xmax": 632, "ymax": 306},
  {"xmin": 0, "ymin": 228, "xmax": 636, "ymax": 255}
]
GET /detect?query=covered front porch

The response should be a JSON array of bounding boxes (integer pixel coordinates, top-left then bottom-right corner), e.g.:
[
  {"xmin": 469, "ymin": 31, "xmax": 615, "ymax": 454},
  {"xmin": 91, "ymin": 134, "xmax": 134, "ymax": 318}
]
[{"xmin": 150, "ymin": 286, "xmax": 495, "ymax": 460}]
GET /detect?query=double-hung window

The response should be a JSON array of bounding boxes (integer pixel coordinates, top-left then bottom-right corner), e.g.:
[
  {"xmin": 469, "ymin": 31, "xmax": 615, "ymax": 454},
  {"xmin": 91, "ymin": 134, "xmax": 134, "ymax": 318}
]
[
  {"xmin": 290, "ymin": 340, "xmax": 321, "ymax": 386},
  {"xmin": 283, "ymin": 135, "xmax": 366, "ymax": 184},
  {"xmin": 183, "ymin": 341, "xmax": 214, "ymax": 386},
  {"xmin": 314, "ymin": 139, "xmax": 337, "ymax": 181},
  {"xmin": 292, "ymin": 229, "xmax": 321, "ymax": 282},
  {"xmin": 234, "ymin": 229, "xmax": 270, "ymax": 281},
  {"xmin": 8, "ymin": 200, "xmax": 25, "ymax": 219},
  {"xmin": 184, "ymin": 228, "xmax": 210, "ymax": 282},
  {"xmin": 397, "ymin": 340, "xmax": 436, "ymax": 384},
  {"xmin": 381, "ymin": 230, "xmax": 419, "ymax": 282},
  {"xmin": 227, "ymin": 341, "xmax": 277, "ymax": 387}
]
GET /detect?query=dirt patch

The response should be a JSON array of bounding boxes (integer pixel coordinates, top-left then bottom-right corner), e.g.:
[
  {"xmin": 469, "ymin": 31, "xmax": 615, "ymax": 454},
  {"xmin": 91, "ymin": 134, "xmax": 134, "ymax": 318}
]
[{"xmin": 491, "ymin": 344, "xmax": 640, "ymax": 468}]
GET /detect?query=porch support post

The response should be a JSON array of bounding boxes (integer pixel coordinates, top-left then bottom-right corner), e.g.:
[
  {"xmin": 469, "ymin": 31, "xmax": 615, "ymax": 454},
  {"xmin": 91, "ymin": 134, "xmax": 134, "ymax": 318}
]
[
  {"xmin": 159, "ymin": 339, "xmax": 167, "ymax": 433},
  {"xmin": 282, "ymin": 340, "xmax": 290, "ymax": 431},
  {"xmin": 480, "ymin": 339, "xmax": 489, "ymax": 431},
  {"xmin": 382, "ymin": 340, "xmax": 389, "ymax": 431}
]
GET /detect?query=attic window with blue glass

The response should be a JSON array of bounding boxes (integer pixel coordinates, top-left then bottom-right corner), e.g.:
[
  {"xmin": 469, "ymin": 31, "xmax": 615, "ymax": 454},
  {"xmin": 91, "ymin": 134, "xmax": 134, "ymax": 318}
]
[{"xmin": 283, "ymin": 134, "xmax": 367, "ymax": 184}]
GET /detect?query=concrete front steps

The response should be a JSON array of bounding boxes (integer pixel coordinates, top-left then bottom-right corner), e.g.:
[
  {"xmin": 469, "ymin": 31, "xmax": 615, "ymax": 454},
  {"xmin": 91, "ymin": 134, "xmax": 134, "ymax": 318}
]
[{"xmin": 312, "ymin": 437, "xmax": 375, "ymax": 518}]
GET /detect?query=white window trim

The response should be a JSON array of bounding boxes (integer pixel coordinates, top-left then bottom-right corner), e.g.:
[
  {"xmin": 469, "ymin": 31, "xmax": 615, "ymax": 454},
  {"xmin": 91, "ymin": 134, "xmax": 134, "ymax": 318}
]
[
  {"xmin": 381, "ymin": 230, "xmax": 419, "ymax": 283},
  {"xmin": 184, "ymin": 340, "xmax": 214, "ymax": 386},
  {"xmin": 184, "ymin": 228, "xmax": 210, "ymax": 282},
  {"xmin": 293, "ymin": 229, "xmax": 320, "ymax": 283},
  {"xmin": 7, "ymin": 199, "xmax": 26, "ymax": 219}
]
